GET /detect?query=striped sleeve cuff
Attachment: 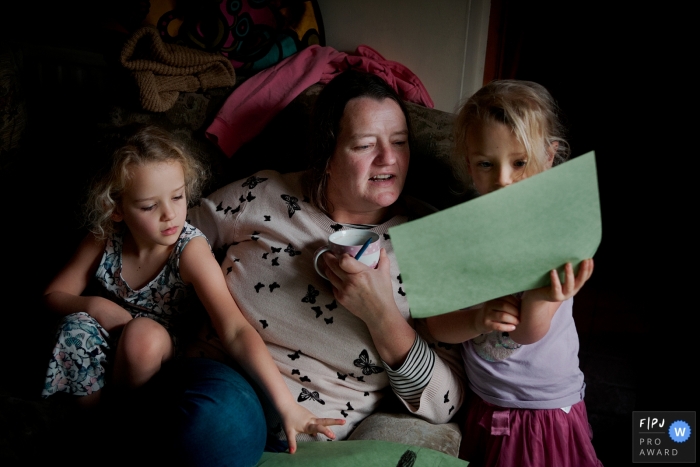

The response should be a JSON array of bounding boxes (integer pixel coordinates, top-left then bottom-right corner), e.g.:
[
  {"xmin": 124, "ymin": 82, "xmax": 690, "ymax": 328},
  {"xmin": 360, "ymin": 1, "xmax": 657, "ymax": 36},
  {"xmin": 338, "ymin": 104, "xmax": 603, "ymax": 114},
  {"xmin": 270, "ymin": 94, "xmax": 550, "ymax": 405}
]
[{"xmin": 382, "ymin": 334, "xmax": 435, "ymax": 408}]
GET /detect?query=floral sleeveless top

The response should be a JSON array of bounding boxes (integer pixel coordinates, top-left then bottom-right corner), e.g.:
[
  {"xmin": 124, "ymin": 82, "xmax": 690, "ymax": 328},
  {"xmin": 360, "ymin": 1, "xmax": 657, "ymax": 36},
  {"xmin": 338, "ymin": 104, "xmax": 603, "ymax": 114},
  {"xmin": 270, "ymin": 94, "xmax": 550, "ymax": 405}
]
[{"xmin": 94, "ymin": 222, "xmax": 207, "ymax": 337}]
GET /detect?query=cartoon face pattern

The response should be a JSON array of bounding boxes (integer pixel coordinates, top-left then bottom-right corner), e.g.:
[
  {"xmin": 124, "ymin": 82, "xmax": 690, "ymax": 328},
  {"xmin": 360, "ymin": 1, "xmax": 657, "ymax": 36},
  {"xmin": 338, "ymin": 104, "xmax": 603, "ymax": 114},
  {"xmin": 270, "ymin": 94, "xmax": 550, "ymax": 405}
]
[
  {"xmin": 94, "ymin": 222, "xmax": 205, "ymax": 336},
  {"xmin": 472, "ymin": 330, "xmax": 522, "ymax": 362}
]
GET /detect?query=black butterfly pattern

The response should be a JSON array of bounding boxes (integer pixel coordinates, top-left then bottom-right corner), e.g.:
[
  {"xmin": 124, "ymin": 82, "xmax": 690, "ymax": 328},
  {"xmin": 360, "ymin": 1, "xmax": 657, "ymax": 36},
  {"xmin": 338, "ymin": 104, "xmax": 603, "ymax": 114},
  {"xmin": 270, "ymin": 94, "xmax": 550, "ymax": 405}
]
[
  {"xmin": 444, "ymin": 391, "xmax": 450, "ymax": 403},
  {"xmin": 297, "ymin": 388, "xmax": 325, "ymax": 405},
  {"xmin": 301, "ymin": 285, "xmax": 319, "ymax": 304},
  {"xmin": 269, "ymin": 282, "xmax": 280, "ymax": 292},
  {"xmin": 324, "ymin": 317, "xmax": 333, "ymax": 325},
  {"xmin": 337, "ymin": 372, "xmax": 347, "ymax": 380},
  {"xmin": 346, "ymin": 402, "xmax": 354, "ymax": 411},
  {"xmin": 292, "ymin": 369, "xmax": 300, "ymax": 375},
  {"xmin": 262, "ymin": 252, "xmax": 269, "ymax": 259},
  {"xmin": 285, "ymin": 243, "xmax": 301, "ymax": 256},
  {"xmin": 215, "ymin": 201, "xmax": 225, "ymax": 211},
  {"xmin": 260, "ymin": 320, "xmax": 268, "ymax": 329},
  {"xmin": 300, "ymin": 376, "xmax": 310, "ymax": 382},
  {"xmin": 383, "ymin": 233, "xmax": 390, "ymax": 240},
  {"xmin": 311, "ymin": 306, "xmax": 323, "ymax": 318},
  {"xmin": 364, "ymin": 392, "xmax": 369, "ymax": 396},
  {"xmin": 251, "ymin": 231, "xmax": 259, "ymax": 241},
  {"xmin": 397, "ymin": 274, "xmax": 403, "ymax": 284},
  {"xmin": 397, "ymin": 450, "xmax": 417, "ymax": 467},
  {"xmin": 288, "ymin": 350, "xmax": 301, "ymax": 360},
  {"xmin": 449, "ymin": 405, "xmax": 455, "ymax": 415},
  {"xmin": 398, "ymin": 287, "xmax": 406, "ymax": 296},
  {"xmin": 264, "ymin": 215, "xmax": 271, "ymax": 221},
  {"xmin": 254, "ymin": 283, "xmax": 265, "ymax": 293},
  {"xmin": 246, "ymin": 191, "xmax": 256, "ymax": 202},
  {"xmin": 271, "ymin": 246, "xmax": 282, "ymax": 253},
  {"xmin": 233, "ymin": 258, "xmax": 240, "ymax": 263},
  {"xmin": 330, "ymin": 223, "xmax": 343, "ymax": 231},
  {"xmin": 226, "ymin": 266, "xmax": 232, "ymax": 275},
  {"xmin": 225, "ymin": 205, "xmax": 240, "ymax": 215},
  {"xmin": 281, "ymin": 194, "xmax": 301, "ymax": 218},
  {"xmin": 437, "ymin": 341, "xmax": 453, "ymax": 350},
  {"xmin": 325, "ymin": 300, "xmax": 337, "ymax": 311},
  {"xmin": 357, "ymin": 376, "xmax": 365, "ymax": 382},
  {"xmin": 239, "ymin": 195, "xmax": 246, "ymax": 203},
  {"xmin": 241, "ymin": 176, "xmax": 268, "ymax": 189},
  {"xmin": 271, "ymin": 257, "xmax": 279, "ymax": 266},
  {"xmin": 341, "ymin": 410, "xmax": 348, "ymax": 418},
  {"xmin": 353, "ymin": 349, "xmax": 385, "ymax": 376}
]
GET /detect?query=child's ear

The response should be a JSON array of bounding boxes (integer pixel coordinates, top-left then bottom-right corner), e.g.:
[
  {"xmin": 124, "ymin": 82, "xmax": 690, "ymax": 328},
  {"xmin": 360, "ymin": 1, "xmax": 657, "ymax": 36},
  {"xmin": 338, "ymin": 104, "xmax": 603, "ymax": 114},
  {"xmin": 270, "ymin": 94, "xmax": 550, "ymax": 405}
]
[
  {"xmin": 111, "ymin": 207, "xmax": 123, "ymax": 222},
  {"xmin": 545, "ymin": 141, "xmax": 559, "ymax": 168}
]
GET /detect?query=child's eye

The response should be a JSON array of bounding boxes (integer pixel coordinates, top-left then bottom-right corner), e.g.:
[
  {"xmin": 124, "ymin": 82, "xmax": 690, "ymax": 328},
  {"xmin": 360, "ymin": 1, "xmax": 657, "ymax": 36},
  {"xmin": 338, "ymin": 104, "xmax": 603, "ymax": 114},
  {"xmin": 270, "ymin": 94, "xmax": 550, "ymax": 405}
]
[
  {"xmin": 173, "ymin": 195, "xmax": 184, "ymax": 201},
  {"xmin": 514, "ymin": 159, "xmax": 527, "ymax": 168},
  {"xmin": 141, "ymin": 205, "xmax": 155, "ymax": 212},
  {"xmin": 476, "ymin": 161, "xmax": 493, "ymax": 168}
]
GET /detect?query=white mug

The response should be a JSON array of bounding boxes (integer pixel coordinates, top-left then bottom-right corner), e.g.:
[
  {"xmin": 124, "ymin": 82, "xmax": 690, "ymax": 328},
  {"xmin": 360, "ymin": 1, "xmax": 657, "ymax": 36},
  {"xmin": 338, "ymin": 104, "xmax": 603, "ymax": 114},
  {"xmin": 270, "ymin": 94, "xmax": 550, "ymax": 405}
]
[{"xmin": 313, "ymin": 229, "xmax": 381, "ymax": 280}]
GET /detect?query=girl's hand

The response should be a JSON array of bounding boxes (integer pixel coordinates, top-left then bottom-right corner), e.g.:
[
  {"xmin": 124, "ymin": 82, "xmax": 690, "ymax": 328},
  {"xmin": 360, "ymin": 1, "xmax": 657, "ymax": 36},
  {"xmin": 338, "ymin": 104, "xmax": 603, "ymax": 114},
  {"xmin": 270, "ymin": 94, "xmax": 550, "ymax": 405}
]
[
  {"xmin": 477, "ymin": 295, "xmax": 521, "ymax": 334},
  {"xmin": 86, "ymin": 296, "xmax": 133, "ymax": 331},
  {"xmin": 524, "ymin": 258, "xmax": 594, "ymax": 303},
  {"xmin": 279, "ymin": 403, "xmax": 345, "ymax": 454}
]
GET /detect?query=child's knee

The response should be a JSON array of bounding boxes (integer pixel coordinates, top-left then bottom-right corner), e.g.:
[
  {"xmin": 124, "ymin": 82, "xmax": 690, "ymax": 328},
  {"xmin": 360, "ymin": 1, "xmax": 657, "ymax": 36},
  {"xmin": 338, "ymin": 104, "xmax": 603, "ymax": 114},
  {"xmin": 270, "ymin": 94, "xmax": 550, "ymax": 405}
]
[{"xmin": 120, "ymin": 318, "xmax": 173, "ymax": 362}]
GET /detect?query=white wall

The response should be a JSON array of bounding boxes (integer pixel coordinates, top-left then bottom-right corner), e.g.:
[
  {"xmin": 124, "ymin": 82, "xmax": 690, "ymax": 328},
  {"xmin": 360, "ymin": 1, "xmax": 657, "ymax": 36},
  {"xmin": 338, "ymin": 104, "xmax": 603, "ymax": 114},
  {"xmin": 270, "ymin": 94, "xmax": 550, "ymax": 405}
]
[{"xmin": 316, "ymin": 0, "xmax": 490, "ymax": 114}]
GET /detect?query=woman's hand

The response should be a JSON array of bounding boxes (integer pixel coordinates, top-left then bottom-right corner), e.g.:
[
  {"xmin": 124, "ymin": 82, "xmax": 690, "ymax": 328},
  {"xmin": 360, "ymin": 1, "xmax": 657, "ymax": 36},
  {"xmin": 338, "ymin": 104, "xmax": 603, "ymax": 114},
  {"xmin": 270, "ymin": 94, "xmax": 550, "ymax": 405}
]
[
  {"xmin": 278, "ymin": 403, "xmax": 345, "ymax": 454},
  {"xmin": 322, "ymin": 248, "xmax": 398, "ymax": 326},
  {"xmin": 321, "ymin": 248, "xmax": 415, "ymax": 368}
]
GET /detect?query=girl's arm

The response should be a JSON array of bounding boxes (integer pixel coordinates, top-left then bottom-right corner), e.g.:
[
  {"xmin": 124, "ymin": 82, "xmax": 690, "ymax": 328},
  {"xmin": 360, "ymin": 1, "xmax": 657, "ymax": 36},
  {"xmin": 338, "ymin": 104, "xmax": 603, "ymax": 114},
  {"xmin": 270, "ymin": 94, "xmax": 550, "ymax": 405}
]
[
  {"xmin": 509, "ymin": 259, "xmax": 594, "ymax": 345},
  {"xmin": 43, "ymin": 233, "xmax": 133, "ymax": 331},
  {"xmin": 426, "ymin": 296, "xmax": 520, "ymax": 344},
  {"xmin": 180, "ymin": 237, "xmax": 345, "ymax": 454}
]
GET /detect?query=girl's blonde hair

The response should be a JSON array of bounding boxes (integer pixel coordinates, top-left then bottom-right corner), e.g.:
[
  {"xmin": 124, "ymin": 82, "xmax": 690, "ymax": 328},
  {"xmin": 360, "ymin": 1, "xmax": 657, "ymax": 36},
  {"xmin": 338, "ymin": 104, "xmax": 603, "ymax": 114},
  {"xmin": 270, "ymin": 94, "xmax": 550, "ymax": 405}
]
[
  {"xmin": 453, "ymin": 80, "xmax": 570, "ymax": 187},
  {"xmin": 85, "ymin": 125, "xmax": 208, "ymax": 239}
]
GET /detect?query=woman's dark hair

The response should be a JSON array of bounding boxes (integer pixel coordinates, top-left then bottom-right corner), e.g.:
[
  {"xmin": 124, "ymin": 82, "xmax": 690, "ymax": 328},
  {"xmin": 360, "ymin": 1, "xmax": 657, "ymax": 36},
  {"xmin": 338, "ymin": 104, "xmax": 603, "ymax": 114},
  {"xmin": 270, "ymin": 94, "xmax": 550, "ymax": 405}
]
[{"xmin": 304, "ymin": 70, "xmax": 413, "ymax": 212}]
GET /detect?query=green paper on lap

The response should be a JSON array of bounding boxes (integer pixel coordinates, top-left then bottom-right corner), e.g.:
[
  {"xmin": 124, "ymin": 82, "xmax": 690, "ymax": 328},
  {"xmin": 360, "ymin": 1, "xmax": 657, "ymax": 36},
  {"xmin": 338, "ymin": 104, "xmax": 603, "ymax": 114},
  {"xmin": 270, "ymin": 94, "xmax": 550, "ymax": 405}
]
[
  {"xmin": 389, "ymin": 151, "xmax": 601, "ymax": 319},
  {"xmin": 256, "ymin": 440, "xmax": 468, "ymax": 466}
]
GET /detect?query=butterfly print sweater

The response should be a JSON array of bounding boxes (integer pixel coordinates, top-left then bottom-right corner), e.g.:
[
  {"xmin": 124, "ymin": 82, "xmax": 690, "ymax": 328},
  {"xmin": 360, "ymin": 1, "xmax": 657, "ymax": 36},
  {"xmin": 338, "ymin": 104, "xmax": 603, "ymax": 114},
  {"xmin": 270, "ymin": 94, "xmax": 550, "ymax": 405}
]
[{"xmin": 187, "ymin": 170, "xmax": 465, "ymax": 442}]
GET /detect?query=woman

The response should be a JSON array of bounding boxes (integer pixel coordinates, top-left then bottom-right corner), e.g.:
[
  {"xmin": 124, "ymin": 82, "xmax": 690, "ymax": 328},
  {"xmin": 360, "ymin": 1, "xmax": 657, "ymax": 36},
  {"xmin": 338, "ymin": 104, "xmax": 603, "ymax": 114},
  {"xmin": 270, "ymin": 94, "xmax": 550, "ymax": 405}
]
[{"xmin": 151, "ymin": 70, "xmax": 465, "ymax": 465}]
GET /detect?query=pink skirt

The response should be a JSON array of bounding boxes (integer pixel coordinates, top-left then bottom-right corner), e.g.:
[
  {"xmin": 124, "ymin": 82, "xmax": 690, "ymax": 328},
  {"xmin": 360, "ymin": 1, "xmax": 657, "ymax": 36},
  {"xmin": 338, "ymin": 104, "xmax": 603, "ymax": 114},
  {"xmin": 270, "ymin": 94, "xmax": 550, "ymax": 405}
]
[{"xmin": 459, "ymin": 390, "xmax": 603, "ymax": 467}]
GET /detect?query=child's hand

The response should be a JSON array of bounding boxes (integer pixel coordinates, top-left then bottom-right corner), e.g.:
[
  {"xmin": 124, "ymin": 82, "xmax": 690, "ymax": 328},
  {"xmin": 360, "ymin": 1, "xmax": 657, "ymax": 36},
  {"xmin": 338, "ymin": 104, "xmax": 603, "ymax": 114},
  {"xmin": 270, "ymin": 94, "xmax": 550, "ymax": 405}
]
[
  {"xmin": 478, "ymin": 295, "xmax": 521, "ymax": 334},
  {"xmin": 87, "ymin": 296, "xmax": 133, "ymax": 331},
  {"xmin": 524, "ymin": 259, "xmax": 594, "ymax": 303},
  {"xmin": 279, "ymin": 403, "xmax": 346, "ymax": 454}
]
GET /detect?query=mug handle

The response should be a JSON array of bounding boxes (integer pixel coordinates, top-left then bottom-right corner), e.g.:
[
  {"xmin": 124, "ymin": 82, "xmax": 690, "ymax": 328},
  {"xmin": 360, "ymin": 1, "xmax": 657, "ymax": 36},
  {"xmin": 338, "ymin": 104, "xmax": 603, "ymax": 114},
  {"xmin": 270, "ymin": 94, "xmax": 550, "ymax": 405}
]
[{"xmin": 313, "ymin": 246, "xmax": 331, "ymax": 280}]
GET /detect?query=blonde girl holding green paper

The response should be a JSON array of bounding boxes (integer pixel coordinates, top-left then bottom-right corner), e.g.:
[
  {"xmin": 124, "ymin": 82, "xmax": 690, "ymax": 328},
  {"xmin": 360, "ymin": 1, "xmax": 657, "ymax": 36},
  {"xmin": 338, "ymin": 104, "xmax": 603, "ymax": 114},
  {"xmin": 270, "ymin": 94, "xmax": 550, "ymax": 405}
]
[{"xmin": 426, "ymin": 80, "xmax": 600, "ymax": 467}]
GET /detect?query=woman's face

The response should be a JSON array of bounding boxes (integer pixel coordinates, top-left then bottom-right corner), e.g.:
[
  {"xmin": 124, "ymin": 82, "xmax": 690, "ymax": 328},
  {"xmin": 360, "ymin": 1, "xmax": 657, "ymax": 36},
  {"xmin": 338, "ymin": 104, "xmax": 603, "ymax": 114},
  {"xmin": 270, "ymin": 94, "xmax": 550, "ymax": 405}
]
[{"xmin": 325, "ymin": 97, "xmax": 410, "ymax": 224}]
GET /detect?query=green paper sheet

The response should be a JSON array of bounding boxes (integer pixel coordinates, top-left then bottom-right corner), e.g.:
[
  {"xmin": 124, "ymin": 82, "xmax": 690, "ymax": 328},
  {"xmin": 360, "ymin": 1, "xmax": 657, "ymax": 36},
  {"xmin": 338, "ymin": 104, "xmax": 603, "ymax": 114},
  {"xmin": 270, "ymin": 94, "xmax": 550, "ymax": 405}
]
[
  {"xmin": 256, "ymin": 440, "xmax": 468, "ymax": 466},
  {"xmin": 389, "ymin": 151, "xmax": 601, "ymax": 319}
]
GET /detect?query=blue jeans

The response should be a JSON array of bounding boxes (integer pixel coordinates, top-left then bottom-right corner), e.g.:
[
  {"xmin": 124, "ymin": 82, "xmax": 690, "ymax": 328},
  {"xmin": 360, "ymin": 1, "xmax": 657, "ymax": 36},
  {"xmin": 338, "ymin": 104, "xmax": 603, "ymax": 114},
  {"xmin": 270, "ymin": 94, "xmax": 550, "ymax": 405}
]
[{"xmin": 134, "ymin": 358, "xmax": 267, "ymax": 467}]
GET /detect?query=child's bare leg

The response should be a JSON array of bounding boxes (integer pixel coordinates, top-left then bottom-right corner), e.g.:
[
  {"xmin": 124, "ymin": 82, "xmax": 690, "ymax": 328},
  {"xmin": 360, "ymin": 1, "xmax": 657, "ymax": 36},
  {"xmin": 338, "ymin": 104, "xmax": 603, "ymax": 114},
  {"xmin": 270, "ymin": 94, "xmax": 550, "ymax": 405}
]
[
  {"xmin": 112, "ymin": 317, "xmax": 174, "ymax": 388},
  {"xmin": 76, "ymin": 391, "xmax": 102, "ymax": 409}
]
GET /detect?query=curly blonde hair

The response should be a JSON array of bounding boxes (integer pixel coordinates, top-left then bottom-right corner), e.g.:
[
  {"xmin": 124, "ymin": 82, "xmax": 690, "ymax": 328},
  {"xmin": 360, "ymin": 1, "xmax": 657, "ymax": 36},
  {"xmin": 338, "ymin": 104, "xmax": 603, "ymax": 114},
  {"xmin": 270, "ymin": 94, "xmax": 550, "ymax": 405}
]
[
  {"xmin": 85, "ymin": 125, "xmax": 208, "ymax": 239},
  {"xmin": 453, "ymin": 80, "xmax": 570, "ymax": 188}
]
